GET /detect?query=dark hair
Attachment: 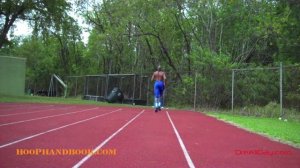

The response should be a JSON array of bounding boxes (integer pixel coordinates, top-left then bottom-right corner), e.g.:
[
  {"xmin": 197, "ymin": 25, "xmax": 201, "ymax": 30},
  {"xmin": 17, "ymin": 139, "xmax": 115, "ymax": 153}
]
[{"xmin": 157, "ymin": 65, "xmax": 161, "ymax": 71}]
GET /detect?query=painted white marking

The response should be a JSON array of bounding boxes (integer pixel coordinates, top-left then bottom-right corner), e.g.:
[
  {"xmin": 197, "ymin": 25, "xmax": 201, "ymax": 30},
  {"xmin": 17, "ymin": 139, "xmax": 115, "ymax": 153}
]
[
  {"xmin": 0, "ymin": 104, "xmax": 54, "ymax": 111},
  {"xmin": 0, "ymin": 109, "xmax": 122, "ymax": 148},
  {"xmin": 72, "ymin": 110, "xmax": 145, "ymax": 168},
  {"xmin": 0, "ymin": 107, "xmax": 99, "ymax": 127},
  {"xmin": 166, "ymin": 111, "xmax": 195, "ymax": 168},
  {"xmin": 0, "ymin": 106, "xmax": 75, "ymax": 117},
  {"xmin": 0, "ymin": 109, "xmax": 56, "ymax": 117}
]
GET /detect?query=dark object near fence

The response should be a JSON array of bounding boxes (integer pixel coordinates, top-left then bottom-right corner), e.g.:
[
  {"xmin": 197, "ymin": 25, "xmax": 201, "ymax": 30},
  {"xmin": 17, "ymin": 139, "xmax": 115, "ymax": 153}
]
[
  {"xmin": 107, "ymin": 87, "xmax": 124, "ymax": 103},
  {"xmin": 123, "ymin": 99, "xmax": 147, "ymax": 105},
  {"xmin": 82, "ymin": 95, "xmax": 105, "ymax": 101},
  {"xmin": 36, "ymin": 90, "xmax": 48, "ymax": 96}
]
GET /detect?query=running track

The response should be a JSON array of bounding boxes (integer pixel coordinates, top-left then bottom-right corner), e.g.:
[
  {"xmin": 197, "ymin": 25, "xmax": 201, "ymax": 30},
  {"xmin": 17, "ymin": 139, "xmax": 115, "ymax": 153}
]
[{"xmin": 0, "ymin": 103, "xmax": 299, "ymax": 168}]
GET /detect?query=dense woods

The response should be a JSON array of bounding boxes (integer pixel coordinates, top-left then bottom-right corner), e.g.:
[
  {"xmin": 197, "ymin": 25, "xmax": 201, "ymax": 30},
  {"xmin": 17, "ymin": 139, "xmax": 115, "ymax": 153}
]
[{"xmin": 1, "ymin": 0, "xmax": 299, "ymax": 110}]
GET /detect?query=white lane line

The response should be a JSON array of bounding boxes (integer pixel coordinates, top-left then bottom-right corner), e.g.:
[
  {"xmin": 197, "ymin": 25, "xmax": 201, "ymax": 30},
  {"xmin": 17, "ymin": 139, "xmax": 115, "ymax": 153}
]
[
  {"xmin": 0, "ymin": 109, "xmax": 122, "ymax": 149},
  {"xmin": 0, "ymin": 107, "xmax": 100, "ymax": 127},
  {"xmin": 0, "ymin": 104, "xmax": 55, "ymax": 111},
  {"xmin": 0, "ymin": 109, "xmax": 57, "ymax": 117},
  {"xmin": 72, "ymin": 110, "xmax": 145, "ymax": 168},
  {"xmin": 166, "ymin": 111, "xmax": 195, "ymax": 168},
  {"xmin": 0, "ymin": 106, "xmax": 75, "ymax": 117}
]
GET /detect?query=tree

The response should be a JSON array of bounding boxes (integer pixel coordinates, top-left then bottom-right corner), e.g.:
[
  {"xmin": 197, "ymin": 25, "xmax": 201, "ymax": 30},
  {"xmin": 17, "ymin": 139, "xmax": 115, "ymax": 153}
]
[{"xmin": 0, "ymin": 0, "xmax": 70, "ymax": 48}]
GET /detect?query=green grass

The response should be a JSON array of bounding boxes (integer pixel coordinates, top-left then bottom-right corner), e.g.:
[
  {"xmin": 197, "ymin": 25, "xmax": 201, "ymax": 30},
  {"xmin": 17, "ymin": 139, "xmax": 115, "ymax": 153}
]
[
  {"xmin": 0, "ymin": 95, "xmax": 102, "ymax": 105},
  {"xmin": 207, "ymin": 111, "xmax": 300, "ymax": 148}
]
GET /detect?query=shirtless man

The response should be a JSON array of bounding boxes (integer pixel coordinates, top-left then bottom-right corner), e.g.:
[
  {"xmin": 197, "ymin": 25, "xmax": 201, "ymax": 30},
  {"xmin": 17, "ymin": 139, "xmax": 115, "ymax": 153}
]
[{"xmin": 151, "ymin": 65, "xmax": 166, "ymax": 112}]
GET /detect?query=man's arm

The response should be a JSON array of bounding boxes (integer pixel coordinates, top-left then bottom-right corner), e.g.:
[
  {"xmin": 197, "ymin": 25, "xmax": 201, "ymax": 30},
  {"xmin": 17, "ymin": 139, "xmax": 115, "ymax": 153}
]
[
  {"xmin": 163, "ymin": 72, "xmax": 166, "ymax": 86},
  {"xmin": 151, "ymin": 72, "xmax": 155, "ymax": 81}
]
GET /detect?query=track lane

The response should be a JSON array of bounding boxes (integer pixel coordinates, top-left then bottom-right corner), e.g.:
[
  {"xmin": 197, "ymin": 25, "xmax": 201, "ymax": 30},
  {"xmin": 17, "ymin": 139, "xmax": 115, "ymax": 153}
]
[
  {"xmin": 73, "ymin": 110, "xmax": 145, "ymax": 168},
  {"xmin": 0, "ymin": 106, "xmax": 123, "ymax": 144},
  {"xmin": 0, "ymin": 108, "xmax": 123, "ymax": 148},
  {"xmin": 0, "ymin": 105, "xmax": 87, "ymax": 124},
  {"xmin": 0, "ymin": 105, "xmax": 77, "ymax": 117},
  {"xmin": 82, "ymin": 110, "xmax": 189, "ymax": 168},
  {"xmin": 0, "ymin": 103, "xmax": 55, "ymax": 114},
  {"xmin": 2, "ymin": 103, "xmax": 299, "ymax": 168},
  {"xmin": 0, "ymin": 107, "xmax": 143, "ymax": 168},
  {"xmin": 168, "ymin": 110, "xmax": 300, "ymax": 168}
]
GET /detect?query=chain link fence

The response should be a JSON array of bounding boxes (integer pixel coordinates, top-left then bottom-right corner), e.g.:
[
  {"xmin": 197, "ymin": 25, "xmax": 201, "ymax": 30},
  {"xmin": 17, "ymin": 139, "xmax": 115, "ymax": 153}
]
[
  {"xmin": 161, "ymin": 63, "xmax": 299, "ymax": 120},
  {"xmin": 66, "ymin": 74, "xmax": 150, "ymax": 105},
  {"xmin": 62, "ymin": 64, "xmax": 299, "ymax": 119}
]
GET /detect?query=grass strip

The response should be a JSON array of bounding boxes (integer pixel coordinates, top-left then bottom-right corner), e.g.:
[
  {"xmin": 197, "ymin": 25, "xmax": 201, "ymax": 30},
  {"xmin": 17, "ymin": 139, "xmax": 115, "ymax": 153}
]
[{"xmin": 206, "ymin": 112, "xmax": 300, "ymax": 148}]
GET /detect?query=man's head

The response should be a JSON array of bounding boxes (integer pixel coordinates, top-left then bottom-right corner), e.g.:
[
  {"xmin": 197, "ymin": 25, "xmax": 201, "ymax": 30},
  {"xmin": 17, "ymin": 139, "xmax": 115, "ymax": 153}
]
[{"xmin": 157, "ymin": 65, "xmax": 161, "ymax": 71}]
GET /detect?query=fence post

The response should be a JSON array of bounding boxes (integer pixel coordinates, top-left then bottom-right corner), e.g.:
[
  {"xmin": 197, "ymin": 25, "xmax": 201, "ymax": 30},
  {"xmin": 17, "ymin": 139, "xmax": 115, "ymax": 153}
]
[
  {"xmin": 105, "ymin": 74, "xmax": 109, "ymax": 99},
  {"xmin": 96, "ymin": 76, "xmax": 100, "ymax": 96},
  {"xmin": 231, "ymin": 70, "xmax": 235, "ymax": 113},
  {"xmin": 83, "ymin": 76, "xmax": 86, "ymax": 96},
  {"xmin": 280, "ymin": 62, "xmax": 283, "ymax": 117},
  {"xmin": 75, "ymin": 77, "xmax": 78, "ymax": 97},
  {"xmin": 48, "ymin": 75, "xmax": 53, "ymax": 97},
  {"xmin": 147, "ymin": 77, "xmax": 150, "ymax": 106},
  {"xmin": 139, "ymin": 76, "xmax": 142, "ymax": 99},
  {"xmin": 86, "ymin": 76, "xmax": 89, "ymax": 96},
  {"xmin": 193, "ymin": 72, "xmax": 197, "ymax": 111},
  {"xmin": 132, "ymin": 74, "xmax": 136, "ymax": 105}
]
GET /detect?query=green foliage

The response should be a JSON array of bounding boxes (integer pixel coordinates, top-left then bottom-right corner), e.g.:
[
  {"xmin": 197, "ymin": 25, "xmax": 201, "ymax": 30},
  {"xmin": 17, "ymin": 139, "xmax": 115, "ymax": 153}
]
[
  {"xmin": 285, "ymin": 93, "xmax": 300, "ymax": 111},
  {"xmin": 11, "ymin": 35, "xmax": 85, "ymax": 91},
  {"xmin": 0, "ymin": 0, "xmax": 71, "ymax": 48},
  {"xmin": 236, "ymin": 101, "xmax": 300, "ymax": 122},
  {"xmin": 169, "ymin": 76, "xmax": 194, "ymax": 107},
  {"xmin": 238, "ymin": 102, "xmax": 281, "ymax": 118},
  {"xmin": 2, "ymin": 0, "xmax": 300, "ymax": 110},
  {"xmin": 235, "ymin": 68, "xmax": 280, "ymax": 106}
]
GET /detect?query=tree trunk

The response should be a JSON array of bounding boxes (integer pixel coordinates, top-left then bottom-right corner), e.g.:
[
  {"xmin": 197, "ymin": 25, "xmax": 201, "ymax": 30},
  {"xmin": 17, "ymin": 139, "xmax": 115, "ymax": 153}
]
[{"xmin": 0, "ymin": 4, "xmax": 25, "ymax": 48}]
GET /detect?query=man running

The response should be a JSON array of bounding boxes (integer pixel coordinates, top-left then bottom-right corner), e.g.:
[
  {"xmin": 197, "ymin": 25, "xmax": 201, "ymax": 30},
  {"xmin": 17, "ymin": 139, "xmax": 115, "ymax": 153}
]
[{"xmin": 151, "ymin": 65, "xmax": 166, "ymax": 112}]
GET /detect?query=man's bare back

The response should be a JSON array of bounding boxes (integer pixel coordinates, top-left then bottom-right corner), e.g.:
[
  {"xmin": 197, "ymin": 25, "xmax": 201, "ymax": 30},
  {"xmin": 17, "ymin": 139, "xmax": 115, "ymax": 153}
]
[{"xmin": 151, "ymin": 71, "xmax": 166, "ymax": 82}]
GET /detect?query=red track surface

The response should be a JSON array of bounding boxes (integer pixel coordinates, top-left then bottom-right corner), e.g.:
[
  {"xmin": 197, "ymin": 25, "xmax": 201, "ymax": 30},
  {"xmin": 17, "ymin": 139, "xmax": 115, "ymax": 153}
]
[{"xmin": 0, "ymin": 103, "xmax": 299, "ymax": 168}]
